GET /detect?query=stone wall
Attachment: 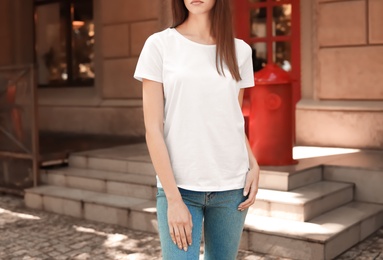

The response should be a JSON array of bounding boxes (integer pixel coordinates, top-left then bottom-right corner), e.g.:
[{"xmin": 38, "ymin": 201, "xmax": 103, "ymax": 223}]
[
  {"xmin": 296, "ymin": 0, "xmax": 383, "ymax": 149},
  {"xmin": 316, "ymin": 0, "xmax": 383, "ymax": 100},
  {"xmin": 38, "ymin": 0, "xmax": 162, "ymax": 137},
  {"xmin": 100, "ymin": 0, "xmax": 160, "ymax": 99}
]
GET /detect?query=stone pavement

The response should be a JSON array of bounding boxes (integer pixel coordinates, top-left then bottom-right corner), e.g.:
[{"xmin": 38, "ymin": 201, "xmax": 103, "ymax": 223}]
[{"xmin": 0, "ymin": 194, "xmax": 382, "ymax": 260}]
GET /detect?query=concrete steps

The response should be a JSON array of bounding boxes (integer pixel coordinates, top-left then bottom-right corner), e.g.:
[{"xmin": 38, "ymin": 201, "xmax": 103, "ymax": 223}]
[
  {"xmin": 24, "ymin": 185, "xmax": 383, "ymax": 260},
  {"xmin": 68, "ymin": 146, "xmax": 323, "ymax": 191},
  {"xmin": 24, "ymin": 144, "xmax": 383, "ymax": 260},
  {"xmin": 41, "ymin": 168, "xmax": 351, "ymax": 222},
  {"xmin": 259, "ymin": 165, "xmax": 323, "ymax": 191},
  {"xmin": 40, "ymin": 167, "xmax": 156, "ymax": 200},
  {"xmin": 24, "ymin": 185, "xmax": 157, "ymax": 233},
  {"xmin": 252, "ymin": 181, "xmax": 354, "ymax": 221},
  {"xmin": 244, "ymin": 202, "xmax": 383, "ymax": 260},
  {"xmin": 68, "ymin": 144, "xmax": 156, "ymax": 176}
]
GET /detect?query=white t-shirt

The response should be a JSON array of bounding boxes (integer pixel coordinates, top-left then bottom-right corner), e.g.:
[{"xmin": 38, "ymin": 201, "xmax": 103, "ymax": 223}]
[{"xmin": 134, "ymin": 28, "xmax": 254, "ymax": 192}]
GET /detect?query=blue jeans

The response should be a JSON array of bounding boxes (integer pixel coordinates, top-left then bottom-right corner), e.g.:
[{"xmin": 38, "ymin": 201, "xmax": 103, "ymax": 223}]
[{"xmin": 156, "ymin": 187, "xmax": 248, "ymax": 260}]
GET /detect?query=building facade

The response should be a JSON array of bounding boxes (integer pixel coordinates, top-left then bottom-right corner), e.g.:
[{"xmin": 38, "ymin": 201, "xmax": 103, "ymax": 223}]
[{"xmin": 0, "ymin": 0, "xmax": 382, "ymax": 149}]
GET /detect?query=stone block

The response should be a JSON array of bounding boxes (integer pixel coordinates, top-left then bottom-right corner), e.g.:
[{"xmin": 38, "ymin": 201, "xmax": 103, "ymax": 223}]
[
  {"xmin": 101, "ymin": 24, "xmax": 130, "ymax": 58},
  {"xmin": 62, "ymin": 199, "xmax": 83, "ymax": 218},
  {"xmin": 296, "ymin": 108, "xmax": 383, "ymax": 149},
  {"xmin": 259, "ymin": 173, "xmax": 288, "ymax": 191},
  {"xmin": 325, "ymin": 224, "xmax": 360, "ymax": 260},
  {"xmin": 47, "ymin": 174, "xmax": 66, "ymax": 187},
  {"xmin": 360, "ymin": 211, "xmax": 383, "ymax": 241},
  {"xmin": 127, "ymin": 161, "xmax": 156, "ymax": 175},
  {"xmin": 88, "ymin": 157, "xmax": 127, "ymax": 173},
  {"xmin": 248, "ymin": 232, "xmax": 323, "ymax": 259},
  {"xmin": 102, "ymin": 58, "xmax": 141, "ymax": 98},
  {"xmin": 239, "ymin": 230, "xmax": 249, "ymax": 251},
  {"xmin": 249, "ymin": 200, "xmax": 270, "ymax": 217},
  {"xmin": 318, "ymin": 1, "xmax": 366, "ymax": 46},
  {"xmin": 129, "ymin": 211, "xmax": 158, "ymax": 233},
  {"xmin": 100, "ymin": 0, "xmax": 159, "ymax": 24},
  {"xmin": 159, "ymin": 0, "xmax": 172, "ymax": 29},
  {"xmin": 131, "ymin": 20, "xmax": 159, "ymax": 56},
  {"xmin": 38, "ymin": 106, "xmax": 145, "ymax": 137},
  {"xmin": 25, "ymin": 193, "xmax": 43, "ymax": 209},
  {"xmin": 288, "ymin": 168, "xmax": 323, "ymax": 190},
  {"xmin": 84, "ymin": 203, "xmax": 128, "ymax": 226},
  {"xmin": 324, "ymin": 166, "xmax": 383, "ymax": 204},
  {"xmin": 68, "ymin": 155, "xmax": 88, "ymax": 169},
  {"xmin": 318, "ymin": 46, "xmax": 383, "ymax": 99},
  {"xmin": 40, "ymin": 173, "xmax": 48, "ymax": 184},
  {"xmin": 66, "ymin": 176, "xmax": 106, "ymax": 193},
  {"xmin": 270, "ymin": 203, "xmax": 302, "ymax": 221},
  {"xmin": 303, "ymin": 187, "xmax": 353, "ymax": 221},
  {"xmin": 43, "ymin": 196, "xmax": 63, "ymax": 214},
  {"xmin": 106, "ymin": 181, "xmax": 154, "ymax": 199},
  {"xmin": 369, "ymin": 0, "xmax": 383, "ymax": 44}
]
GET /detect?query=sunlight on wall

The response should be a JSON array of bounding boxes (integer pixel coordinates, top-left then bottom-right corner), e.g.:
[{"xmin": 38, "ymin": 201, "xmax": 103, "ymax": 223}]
[{"xmin": 293, "ymin": 146, "xmax": 360, "ymax": 160}]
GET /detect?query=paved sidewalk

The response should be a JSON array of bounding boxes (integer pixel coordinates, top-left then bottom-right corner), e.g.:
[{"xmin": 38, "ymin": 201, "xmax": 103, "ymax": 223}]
[{"xmin": 0, "ymin": 194, "xmax": 382, "ymax": 260}]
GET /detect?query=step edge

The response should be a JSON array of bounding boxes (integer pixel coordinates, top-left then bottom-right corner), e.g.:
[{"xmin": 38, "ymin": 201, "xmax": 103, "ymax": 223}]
[
  {"xmin": 256, "ymin": 183, "xmax": 354, "ymax": 205},
  {"xmin": 244, "ymin": 202, "xmax": 383, "ymax": 243},
  {"xmin": 42, "ymin": 168, "xmax": 157, "ymax": 186},
  {"xmin": 25, "ymin": 186, "xmax": 156, "ymax": 213},
  {"xmin": 302, "ymin": 185, "xmax": 354, "ymax": 206},
  {"xmin": 260, "ymin": 165, "xmax": 322, "ymax": 176},
  {"xmin": 69, "ymin": 153, "xmax": 152, "ymax": 164}
]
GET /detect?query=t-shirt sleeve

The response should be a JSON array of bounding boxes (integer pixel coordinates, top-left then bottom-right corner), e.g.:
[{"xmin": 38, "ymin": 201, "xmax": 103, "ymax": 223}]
[
  {"xmin": 238, "ymin": 44, "xmax": 255, "ymax": 89},
  {"xmin": 134, "ymin": 34, "xmax": 163, "ymax": 83}
]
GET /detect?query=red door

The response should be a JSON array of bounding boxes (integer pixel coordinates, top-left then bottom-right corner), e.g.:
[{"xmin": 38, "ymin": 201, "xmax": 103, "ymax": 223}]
[{"xmin": 233, "ymin": 0, "xmax": 301, "ymax": 105}]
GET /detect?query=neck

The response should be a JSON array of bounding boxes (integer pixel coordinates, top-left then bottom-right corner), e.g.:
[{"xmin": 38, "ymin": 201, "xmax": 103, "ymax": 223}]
[{"xmin": 183, "ymin": 13, "xmax": 212, "ymax": 39}]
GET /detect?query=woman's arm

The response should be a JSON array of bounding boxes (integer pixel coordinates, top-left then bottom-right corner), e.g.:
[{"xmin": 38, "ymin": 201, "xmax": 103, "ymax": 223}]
[
  {"xmin": 237, "ymin": 89, "xmax": 260, "ymax": 210},
  {"xmin": 142, "ymin": 79, "xmax": 193, "ymax": 251}
]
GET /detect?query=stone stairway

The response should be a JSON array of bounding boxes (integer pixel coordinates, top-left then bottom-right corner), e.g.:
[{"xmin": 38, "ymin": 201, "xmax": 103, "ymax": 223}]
[{"xmin": 24, "ymin": 144, "xmax": 383, "ymax": 260}]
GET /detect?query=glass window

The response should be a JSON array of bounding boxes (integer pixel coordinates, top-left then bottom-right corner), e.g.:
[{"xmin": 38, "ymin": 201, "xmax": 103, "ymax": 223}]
[
  {"xmin": 250, "ymin": 8, "xmax": 267, "ymax": 38},
  {"xmin": 35, "ymin": 0, "xmax": 94, "ymax": 87},
  {"xmin": 251, "ymin": 42, "xmax": 267, "ymax": 72},
  {"xmin": 273, "ymin": 41, "xmax": 292, "ymax": 71},
  {"xmin": 273, "ymin": 4, "xmax": 292, "ymax": 36}
]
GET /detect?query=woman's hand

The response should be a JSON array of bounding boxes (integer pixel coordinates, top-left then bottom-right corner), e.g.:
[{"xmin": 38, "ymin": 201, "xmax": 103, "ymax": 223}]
[
  {"xmin": 238, "ymin": 165, "xmax": 260, "ymax": 211},
  {"xmin": 167, "ymin": 198, "xmax": 193, "ymax": 251}
]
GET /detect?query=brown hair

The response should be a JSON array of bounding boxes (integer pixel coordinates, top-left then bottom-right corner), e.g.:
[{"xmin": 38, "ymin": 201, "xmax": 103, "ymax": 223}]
[{"xmin": 171, "ymin": 0, "xmax": 242, "ymax": 81}]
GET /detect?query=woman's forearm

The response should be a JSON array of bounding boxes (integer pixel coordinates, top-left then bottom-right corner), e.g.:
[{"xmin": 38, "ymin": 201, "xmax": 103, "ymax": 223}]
[
  {"xmin": 245, "ymin": 135, "xmax": 258, "ymax": 170},
  {"xmin": 146, "ymin": 130, "xmax": 182, "ymax": 202}
]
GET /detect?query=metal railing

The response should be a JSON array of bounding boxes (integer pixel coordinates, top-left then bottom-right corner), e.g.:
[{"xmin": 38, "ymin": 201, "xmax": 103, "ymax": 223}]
[{"xmin": 0, "ymin": 64, "xmax": 39, "ymax": 194}]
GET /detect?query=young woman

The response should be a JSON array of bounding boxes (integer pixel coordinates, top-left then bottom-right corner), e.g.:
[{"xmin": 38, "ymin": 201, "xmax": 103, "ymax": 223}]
[{"xmin": 134, "ymin": 0, "xmax": 260, "ymax": 259}]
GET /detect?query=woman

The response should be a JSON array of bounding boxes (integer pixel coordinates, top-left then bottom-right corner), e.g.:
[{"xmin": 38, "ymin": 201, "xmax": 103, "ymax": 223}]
[{"xmin": 134, "ymin": 0, "xmax": 260, "ymax": 259}]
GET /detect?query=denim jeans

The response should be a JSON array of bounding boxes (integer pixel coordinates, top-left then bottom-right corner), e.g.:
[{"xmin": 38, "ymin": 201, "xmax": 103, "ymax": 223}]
[{"xmin": 156, "ymin": 187, "xmax": 248, "ymax": 260}]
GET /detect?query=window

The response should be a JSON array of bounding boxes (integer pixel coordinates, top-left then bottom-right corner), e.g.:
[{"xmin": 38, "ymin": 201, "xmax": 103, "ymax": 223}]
[
  {"xmin": 34, "ymin": 0, "xmax": 95, "ymax": 87},
  {"xmin": 249, "ymin": 2, "xmax": 293, "ymax": 72},
  {"xmin": 234, "ymin": 0, "xmax": 300, "ymax": 102}
]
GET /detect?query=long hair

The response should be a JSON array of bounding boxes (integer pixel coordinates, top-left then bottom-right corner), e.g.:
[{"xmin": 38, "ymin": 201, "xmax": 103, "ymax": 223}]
[{"xmin": 171, "ymin": 0, "xmax": 242, "ymax": 81}]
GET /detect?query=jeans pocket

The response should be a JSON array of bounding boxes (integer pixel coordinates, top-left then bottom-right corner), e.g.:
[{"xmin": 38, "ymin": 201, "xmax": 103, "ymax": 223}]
[{"xmin": 156, "ymin": 187, "xmax": 165, "ymax": 198}]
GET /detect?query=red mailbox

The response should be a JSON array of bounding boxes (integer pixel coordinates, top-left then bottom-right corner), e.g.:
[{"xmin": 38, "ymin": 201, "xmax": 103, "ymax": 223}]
[{"xmin": 248, "ymin": 64, "xmax": 297, "ymax": 166}]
